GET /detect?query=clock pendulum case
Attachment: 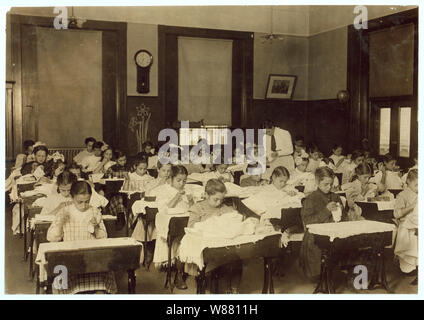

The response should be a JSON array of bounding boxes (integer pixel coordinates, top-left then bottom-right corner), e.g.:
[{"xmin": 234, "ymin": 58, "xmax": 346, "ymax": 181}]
[{"xmin": 134, "ymin": 49, "xmax": 153, "ymax": 94}]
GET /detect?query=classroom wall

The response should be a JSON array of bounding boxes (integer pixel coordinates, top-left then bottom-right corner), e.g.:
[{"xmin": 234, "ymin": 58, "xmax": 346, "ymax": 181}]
[
  {"xmin": 308, "ymin": 27, "xmax": 348, "ymax": 100},
  {"xmin": 308, "ymin": 5, "xmax": 416, "ymax": 35},
  {"xmin": 254, "ymin": 34, "xmax": 309, "ymax": 100},
  {"xmin": 7, "ymin": 6, "xmax": 415, "ymax": 157}
]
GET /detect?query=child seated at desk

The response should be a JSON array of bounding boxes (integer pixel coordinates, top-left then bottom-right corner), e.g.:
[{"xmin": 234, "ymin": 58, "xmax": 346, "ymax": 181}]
[
  {"xmin": 43, "ymin": 159, "xmax": 66, "ymax": 184},
  {"xmin": 401, "ymin": 152, "xmax": 418, "ymax": 185},
  {"xmin": 130, "ymin": 161, "xmax": 172, "ymax": 266},
  {"xmin": 13, "ymin": 139, "xmax": 35, "ymax": 170},
  {"xmin": 40, "ymin": 171, "xmax": 77, "ymax": 215},
  {"xmin": 288, "ymin": 157, "xmax": 316, "ymax": 195},
  {"xmin": 152, "ymin": 165, "xmax": 194, "ymax": 290},
  {"xmin": 187, "ymin": 179, "xmax": 242, "ymax": 294},
  {"xmin": 394, "ymin": 169, "xmax": 418, "ymax": 280},
  {"xmin": 293, "ymin": 135, "xmax": 308, "ymax": 162},
  {"xmin": 341, "ymin": 150, "xmax": 364, "ymax": 184},
  {"xmin": 104, "ymin": 150, "xmax": 129, "ymax": 179},
  {"xmin": 240, "ymin": 163, "xmax": 268, "ymax": 187},
  {"xmin": 210, "ymin": 162, "xmax": 234, "ymax": 184},
  {"xmin": 81, "ymin": 141, "xmax": 103, "ymax": 173},
  {"xmin": 102, "ymin": 150, "xmax": 129, "ymax": 228},
  {"xmin": 300, "ymin": 167, "xmax": 345, "ymax": 280},
  {"xmin": 268, "ymin": 166, "xmax": 299, "ymax": 196},
  {"xmin": 342, "ymin": 163, "xmax": 378, "ymax": 221},
  {"xmin": 92, "ymin": 147, "xmax": 115, "ymax": 174},
  {"xmin": 47, "ymin": 181, "xmax": 116, "ymax": 294},
  {"xmin": 124, "ymin": 157, "xmax": 155, "ymax": 191},
  {"xmin": 329, "ymin": 144, "xmax": 346, "ymax": 173},
  {"xmin": 382, "ymin": 153, "xmax": 404, "ymax": 190},
  {"xmin": 306, "ymin": 145, "xmax": 321, "ymax": 174},
  {"xmin": 136, "ymin": 141, "xmax": 156, "ymax": 161},
  {"xmin": 144, "ymin": 161, "xmax": 172, "ymax": 194},
  {"xmin": 40, "ymin": 171, "xmax": 108, "ymax": 215}
]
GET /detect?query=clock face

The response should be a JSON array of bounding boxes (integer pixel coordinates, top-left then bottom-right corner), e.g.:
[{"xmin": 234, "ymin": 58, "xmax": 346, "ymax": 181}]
[{"xmin": 135, "ymin": 50, "xmax": 153, "ymax": 68}]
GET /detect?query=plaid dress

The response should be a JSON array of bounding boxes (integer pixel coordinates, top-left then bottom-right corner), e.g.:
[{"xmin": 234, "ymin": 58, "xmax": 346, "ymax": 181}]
[{"xmin": 47, "ymin": 204, "xmax": 117, "ymax": 294}]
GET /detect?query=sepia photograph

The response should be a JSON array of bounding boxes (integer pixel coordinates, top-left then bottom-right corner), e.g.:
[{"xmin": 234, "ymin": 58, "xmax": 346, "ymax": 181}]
[{"xmin": 2, "ymin": 3, "xmax": 419, "ymax": 298}]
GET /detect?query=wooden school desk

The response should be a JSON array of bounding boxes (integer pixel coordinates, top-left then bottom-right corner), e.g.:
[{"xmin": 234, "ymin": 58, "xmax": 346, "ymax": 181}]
[
  {"xmin": 130, "ymin": 195, "xmax": 157, "ymax": 267},
  {"xmin": 35, "ymin": 238, "xmax": 142, "ymax": 294},
  {"xmin": 21, "ymin": 194, "xmax": 46, "ymax": 261},
  {"xmin": 196, "ymin": 233, "xmax": 283, "ymax": 294},
  {"xmin": 29, "ymin": 215, "xmax": 118, "ymax": 281},
  {"xmin": 355, "ymin": 201, "xmax": 395, "ymax": 224},
  {"xmin": 308, "ymin": 220, "xmax": 395, "ymax": 294},
  {"xmin": 121, "ymin": 191, "xmax": 144, "ymax": 236},
  {"xmin": 164, "ymin": 215, "xmax": 189, "ymax": 293},
  {"xmin": 16, "ymin": 181, "xmax": 37, "ymax": 237}
]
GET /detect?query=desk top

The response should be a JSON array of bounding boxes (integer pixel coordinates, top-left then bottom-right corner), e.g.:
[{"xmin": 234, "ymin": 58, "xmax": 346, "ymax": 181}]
[
  {"xmin": 356, "ymin": 201, "xmax": 395, "ymax": 211},
  {"xmin": 36, "ymin": 238, "xmax": 142, "ymax": 281},
  {"xmin": 307, "ymin": 220, "xmax": 395, "ymax": 242},
  {"xmin": 38, "ymin": 237, "xmax": 140, "ymax": 254}
]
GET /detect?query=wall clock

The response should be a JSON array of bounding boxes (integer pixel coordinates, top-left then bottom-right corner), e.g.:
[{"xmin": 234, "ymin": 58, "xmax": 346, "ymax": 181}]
[{"xmin": 134, "ymin": 49, "xmax": 153, "ymax": 94}]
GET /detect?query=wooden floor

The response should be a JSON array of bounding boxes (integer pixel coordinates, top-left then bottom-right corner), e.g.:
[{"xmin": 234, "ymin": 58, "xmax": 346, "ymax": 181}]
[{"xmin": 4, "ymin": 201, "xmax": 417, "ymax": 295}]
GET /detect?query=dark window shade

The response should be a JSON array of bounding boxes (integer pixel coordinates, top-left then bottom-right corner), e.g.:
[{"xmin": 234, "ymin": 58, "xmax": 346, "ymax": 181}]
[{"xmin": 369, "ymin": 23, "xmax": 414, "ymax": 98}]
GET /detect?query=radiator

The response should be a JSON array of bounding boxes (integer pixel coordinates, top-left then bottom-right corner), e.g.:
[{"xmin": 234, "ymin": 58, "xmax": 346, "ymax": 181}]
[{"xmin": 48, "ymin": 147, "xmax": 85, "ymax": 165}]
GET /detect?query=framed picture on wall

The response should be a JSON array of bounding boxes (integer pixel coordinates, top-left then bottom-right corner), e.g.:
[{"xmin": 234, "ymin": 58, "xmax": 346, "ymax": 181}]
[{"xmin": 265, "ymin": 74, "xmax": 297, "ymax": 100}]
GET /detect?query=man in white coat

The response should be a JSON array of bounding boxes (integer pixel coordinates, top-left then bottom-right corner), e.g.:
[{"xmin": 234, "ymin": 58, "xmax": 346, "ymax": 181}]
[{"xmin": 262, "ymin": 120, "xmax": 295, "ymax": 178}]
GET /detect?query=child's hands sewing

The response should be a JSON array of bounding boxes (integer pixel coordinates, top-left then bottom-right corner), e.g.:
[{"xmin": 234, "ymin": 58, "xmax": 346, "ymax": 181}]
[
  {"xmin": 326, "ymin": 201, "xmax": 339, "ymax": 212},
  {"xmin": 89, "ymin": 215, "xmax": 99, "ymax": 226},
  {"xmin": 57, "ymin": 211, "xmax": 70, "ymax": 226}
]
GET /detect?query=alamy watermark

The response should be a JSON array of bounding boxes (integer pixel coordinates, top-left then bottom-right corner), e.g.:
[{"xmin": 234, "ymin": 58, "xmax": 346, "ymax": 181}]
[
  {"xmin": 354, "ymin": 5, "xmax": 368, "ymax": 30},
  {"xmin": 53, "ymin": 265, "xmax": 68, "ymax": 290},
  {"xmin": 157, "ymin": 121, "xmax": 268, "ymax": 175}
]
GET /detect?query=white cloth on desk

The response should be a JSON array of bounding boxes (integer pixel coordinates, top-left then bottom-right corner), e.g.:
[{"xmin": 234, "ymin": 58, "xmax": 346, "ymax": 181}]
[
  {"xmin": 153, "ymin": 211, "xmax": 190, "ymax": 266},
  {"xmin": 198, "ymin": 171, "xmax": 234, "ymax": 185},
  {"xmin": 179, "ymin": 232, "xmax": 281, "ymax": 274},
  {"xmin": 187, "ymin": 212, "xmax": 257, "ymax": 239},
  {"xmin": 242, "ymin": 184, "xmax": 303, "ymax": 216},
  {"xmin": 307, "ymin": 220, "xmax": 395, "ymax": 242}
]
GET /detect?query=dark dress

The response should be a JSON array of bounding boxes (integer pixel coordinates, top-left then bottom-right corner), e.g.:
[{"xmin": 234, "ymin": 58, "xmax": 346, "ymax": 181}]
[{"xmin": 299, "ymin": 189, "xmax": 344, "ymax": 280}]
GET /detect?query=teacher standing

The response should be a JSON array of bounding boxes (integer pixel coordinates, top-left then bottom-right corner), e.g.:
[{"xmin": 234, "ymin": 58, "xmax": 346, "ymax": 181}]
[{"xmin": 262, "ymin": 120, "xmax": 295, "ymax": 177}]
